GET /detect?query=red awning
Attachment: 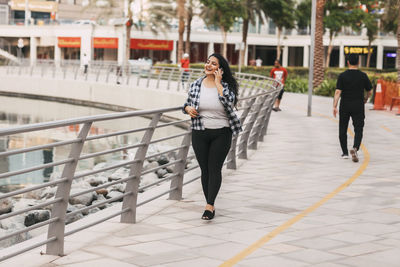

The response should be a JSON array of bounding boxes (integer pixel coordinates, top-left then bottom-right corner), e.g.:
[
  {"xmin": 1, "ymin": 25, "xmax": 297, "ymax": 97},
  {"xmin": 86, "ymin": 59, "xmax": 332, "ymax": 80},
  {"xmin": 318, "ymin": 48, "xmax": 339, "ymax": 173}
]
[{"xmin": 130, "ymin": 39, "xmax": 173, "ymax": 51}]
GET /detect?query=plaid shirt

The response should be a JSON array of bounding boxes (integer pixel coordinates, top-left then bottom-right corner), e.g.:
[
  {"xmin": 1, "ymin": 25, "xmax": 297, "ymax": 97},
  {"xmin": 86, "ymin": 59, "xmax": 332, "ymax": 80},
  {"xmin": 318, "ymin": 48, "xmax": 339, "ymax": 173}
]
[{"xmin": 183, "ymin": 76, "xmax": 242, "ymax": 135}]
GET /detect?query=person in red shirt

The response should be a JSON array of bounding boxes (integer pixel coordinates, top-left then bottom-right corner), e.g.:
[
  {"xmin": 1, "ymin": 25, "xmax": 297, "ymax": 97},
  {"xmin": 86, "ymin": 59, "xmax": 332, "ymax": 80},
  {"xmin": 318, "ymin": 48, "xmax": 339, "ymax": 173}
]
[
  {"xmin": 181, "ymin": 53, "xmax": 190, "ymax": 87},
  {"xmin": 270, "ymin": 60, "xmax": 288, "ymax": 111}
]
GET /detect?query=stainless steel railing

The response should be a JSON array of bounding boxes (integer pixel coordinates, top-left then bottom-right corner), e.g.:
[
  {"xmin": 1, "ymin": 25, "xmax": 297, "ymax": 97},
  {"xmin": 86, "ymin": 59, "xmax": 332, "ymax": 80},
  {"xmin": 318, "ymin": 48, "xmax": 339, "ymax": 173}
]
[
  {"xmin": 2, "ymin": 59, "xmax": 276, "ymax": 97},
  {"xmin": 0, "ymin": 62, "xmax": 282, "ymax": 262}
]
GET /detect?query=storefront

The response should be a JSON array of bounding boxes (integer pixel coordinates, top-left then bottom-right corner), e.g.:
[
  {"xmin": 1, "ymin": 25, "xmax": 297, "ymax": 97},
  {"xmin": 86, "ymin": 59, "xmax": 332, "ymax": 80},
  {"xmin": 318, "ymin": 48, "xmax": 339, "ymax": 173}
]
[
  {"xmin": 383, "ymin": 47, "xmax": 396, "ymax": 69},
  {"xmin": 344, "ymin": 46, "xmax": 377, "ymax": 67},
  {"xmin": 58, "ymin": 37, "xmax": 80, "ymax": 60},
  {"xmin": 93, "ymin": 37, "xmax": 118, "ymax": 61},
  {"xmin": 213, "ymin": 43, "xmax": 239, "ymax": 65},
  {"xmin": 130, "ymin": 39, "xmax": 173, "ymax": 63},
  {"xmin": 9, "ymin": 0, "xmax": 57, "ymax": 25},
  {"xmin": 187, "ymin": 42, "xmax": 208, "ymax": 63}
]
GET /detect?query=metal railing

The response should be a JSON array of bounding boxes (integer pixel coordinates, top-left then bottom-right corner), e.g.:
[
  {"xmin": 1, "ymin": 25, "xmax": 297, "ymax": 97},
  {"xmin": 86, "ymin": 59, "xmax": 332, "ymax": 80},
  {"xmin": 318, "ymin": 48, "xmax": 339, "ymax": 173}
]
[
  {"xmin": 0, "ymin": 64, "xmax": 281, "ymax": 262},
  {"xmin": 2, "ymin": 60, "xmax": 276, "ymax": 96}
]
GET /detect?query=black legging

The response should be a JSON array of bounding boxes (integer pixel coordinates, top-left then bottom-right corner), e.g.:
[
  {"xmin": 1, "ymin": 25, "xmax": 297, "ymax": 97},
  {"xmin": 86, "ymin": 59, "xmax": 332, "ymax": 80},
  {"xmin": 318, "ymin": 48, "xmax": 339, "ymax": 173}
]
[
  {"xmin": 192, "ymin": 127, "xmax": 232, "ymax": 206},
  {"xmin": 339, "ymin": 101, "xmax": 365, "ymax": 154}
]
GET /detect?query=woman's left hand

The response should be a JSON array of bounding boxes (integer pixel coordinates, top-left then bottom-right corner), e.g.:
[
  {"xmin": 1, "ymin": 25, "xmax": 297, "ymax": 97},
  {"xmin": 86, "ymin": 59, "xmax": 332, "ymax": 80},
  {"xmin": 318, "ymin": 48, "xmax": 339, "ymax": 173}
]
[{"xmin": 214, "ymin": 68, "xmax": 223, "ymax": 84}]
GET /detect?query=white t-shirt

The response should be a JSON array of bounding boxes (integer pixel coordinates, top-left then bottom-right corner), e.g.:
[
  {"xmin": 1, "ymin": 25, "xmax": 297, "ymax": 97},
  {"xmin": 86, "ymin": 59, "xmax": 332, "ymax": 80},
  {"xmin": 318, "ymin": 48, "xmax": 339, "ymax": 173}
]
[{"xmin": 198, "ymin": 83, "xmax": 229, "ymax": 129}]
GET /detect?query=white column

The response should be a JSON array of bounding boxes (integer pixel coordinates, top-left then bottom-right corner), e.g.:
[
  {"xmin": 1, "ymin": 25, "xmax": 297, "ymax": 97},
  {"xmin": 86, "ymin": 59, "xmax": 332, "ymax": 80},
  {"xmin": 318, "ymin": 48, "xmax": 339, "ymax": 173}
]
[
  {"xmin": 80, "ymin": 29, "xmax": 92, "ymax": 66},
  {"xmin": 377, "ymin": 44, "xmax": 383, "ymax": 70},
  {"xmin": 339, "ymin": 44, "xmax": 345, "ymax": 68},
  {"xmin": 282, "ymin": 45, "xmax": 289, "ymax": 67},
  {"xmin": 303, "ymin": 45, "xmax": 309, "ymax": 67},
  {"xmin": 54, "ymin": 37, "xmax": 61, "ymax": 68},
  {"xmin": 208, "ymin": 42, "xmax": 214, "ymax": 56},
  {"xmin": 170, "ymin": 40, "xmax": 177, "ymax": 64},
  {"xmin": 30, "ymin": 36, "xmax": 37, "ymax": 66},
  {"xmin": 117, "ymin": 26, "xmax": 125, "ymax": 66}
]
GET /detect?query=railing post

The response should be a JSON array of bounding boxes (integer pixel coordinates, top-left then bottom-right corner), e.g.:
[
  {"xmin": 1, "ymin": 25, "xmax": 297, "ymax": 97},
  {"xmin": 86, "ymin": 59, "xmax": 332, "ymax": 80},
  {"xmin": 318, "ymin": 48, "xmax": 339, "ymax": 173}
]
[
  {"xmin": 167, "ymin": 68, "xmax": 175, "ymax": 90},
  {"xmin": 248, "ymin": 94, "xmax": 273, "ymax": 149},
  {"xmin": 156, "ymin": 67, "xmax": 164, "ymax": 89},
  {"xmin": 260, "ymin": 90, "xmax": 280, "ymax": 139},
  {"xmin": 169, "ymin": 131, "xmax": 191, "ymax": 200},
  {"xmin": 227, "ymin": 97, "xmax": 256, "ymax": 169},
  {"xmin": 238, "ymin": 95, "xmax": 267, "ymax": 159},
  {"xmin": 121, "ymin": 113, "xmax": 162, "ymax": 223},
  {"xmin": 46, "ymin": 122, "xmax": 92, "ymax": 256},
  {"xmin": 146, "ymin": 66, "xmax": 154, "ymax": 88}
]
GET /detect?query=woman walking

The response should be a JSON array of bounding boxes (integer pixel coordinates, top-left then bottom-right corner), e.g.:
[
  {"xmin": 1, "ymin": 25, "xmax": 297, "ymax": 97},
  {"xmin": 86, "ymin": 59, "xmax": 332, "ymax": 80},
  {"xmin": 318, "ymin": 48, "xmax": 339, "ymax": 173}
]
[{"xmin": 183, "ymin": 54, "xmax": 242, "ymax": 220}]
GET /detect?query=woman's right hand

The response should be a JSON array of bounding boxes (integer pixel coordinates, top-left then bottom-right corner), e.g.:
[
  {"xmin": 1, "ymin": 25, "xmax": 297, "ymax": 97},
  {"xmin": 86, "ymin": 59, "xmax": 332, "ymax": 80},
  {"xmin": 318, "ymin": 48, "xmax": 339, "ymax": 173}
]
[{"xmin": 185, "ymin": 106, "xmax": 199, "ymax": 118}]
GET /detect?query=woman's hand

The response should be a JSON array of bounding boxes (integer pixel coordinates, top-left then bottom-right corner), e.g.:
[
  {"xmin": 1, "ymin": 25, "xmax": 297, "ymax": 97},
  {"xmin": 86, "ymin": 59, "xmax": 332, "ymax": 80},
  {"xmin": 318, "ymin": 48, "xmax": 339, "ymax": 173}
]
[
  {"xmin": 214, "ymin": 68, "xmax": 223, "ymax": 84},
  {"xmin": 185, "ymin": 106, "xmax": 199, "ymax": 118}
]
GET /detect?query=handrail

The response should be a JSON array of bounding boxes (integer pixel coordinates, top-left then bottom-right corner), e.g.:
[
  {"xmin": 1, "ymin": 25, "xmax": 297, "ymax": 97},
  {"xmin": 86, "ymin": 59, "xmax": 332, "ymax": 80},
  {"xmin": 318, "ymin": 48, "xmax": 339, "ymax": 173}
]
[{"xmin": 0, "ymin": 64, "xmax": 282, "ymax": 262}]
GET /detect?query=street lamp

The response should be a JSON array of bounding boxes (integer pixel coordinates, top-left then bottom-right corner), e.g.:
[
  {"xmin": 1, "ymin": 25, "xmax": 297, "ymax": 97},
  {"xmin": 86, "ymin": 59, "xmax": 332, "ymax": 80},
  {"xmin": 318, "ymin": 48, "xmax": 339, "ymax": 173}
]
[{"xmin": 307, "ymin": 0, "xmax": 316, "ymax": 117}]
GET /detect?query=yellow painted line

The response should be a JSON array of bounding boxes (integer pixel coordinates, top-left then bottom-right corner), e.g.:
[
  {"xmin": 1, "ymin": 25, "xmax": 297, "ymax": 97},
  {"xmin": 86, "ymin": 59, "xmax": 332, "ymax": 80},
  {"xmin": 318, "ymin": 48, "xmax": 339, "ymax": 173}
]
[
  {"xmin": 381, "ymin": 125, "xmax": 392, "ymax": 132},
  {"xmin": 220, "ymin": 113, "xmax": 370, "ymax": 267}
]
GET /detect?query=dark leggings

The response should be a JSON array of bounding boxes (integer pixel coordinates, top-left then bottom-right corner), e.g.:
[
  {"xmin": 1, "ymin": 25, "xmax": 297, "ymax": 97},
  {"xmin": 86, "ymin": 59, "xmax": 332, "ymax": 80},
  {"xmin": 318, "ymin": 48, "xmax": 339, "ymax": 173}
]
[
  {"xmin": 192, "ymin": 127, "xmax": 232, "ymax": 206},
  {"xmin": 339, "ymin": 102, "xmax": 365, "ymax": 154}
]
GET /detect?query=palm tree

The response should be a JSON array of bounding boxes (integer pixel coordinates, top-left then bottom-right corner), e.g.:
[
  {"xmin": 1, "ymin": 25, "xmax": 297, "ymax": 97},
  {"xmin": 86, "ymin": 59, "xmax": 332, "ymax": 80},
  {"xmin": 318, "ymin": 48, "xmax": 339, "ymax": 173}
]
[
  {"xmin": 261, "ymin": 0, "xmax": 295, "ymax": 61},
  {"xmin": 382, "ymin": 0, "xmax": 400, "ymax": 83},
  {"xmin": 177, "ymin": 0, "xmax": 186, "ymax": 62},
  {"xmin": 239, "ymin": 0, "xmax": 262, "ymax": 66},
  {"xmin": 313, "ymin": 0, "xmax": 326, "ymax": 88}
]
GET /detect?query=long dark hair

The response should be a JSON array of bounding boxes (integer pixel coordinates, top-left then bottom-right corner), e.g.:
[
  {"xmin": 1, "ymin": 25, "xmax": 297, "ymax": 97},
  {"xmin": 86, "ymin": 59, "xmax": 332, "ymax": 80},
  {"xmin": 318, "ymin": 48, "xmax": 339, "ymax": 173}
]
[{"xmin": 208, "ymin": 53, "xmax": 239, "ymax": 107}]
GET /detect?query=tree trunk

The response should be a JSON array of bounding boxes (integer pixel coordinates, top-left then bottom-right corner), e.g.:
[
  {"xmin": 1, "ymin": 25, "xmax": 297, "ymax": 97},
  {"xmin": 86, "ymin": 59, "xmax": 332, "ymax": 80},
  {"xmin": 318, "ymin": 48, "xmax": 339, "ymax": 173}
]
[
  {"xmin": 276, "ymin": 27, "xmax": 282, "ymax": 60},
  {"xmin": 177, "ymin": 0, "xmax": 186, "ymax": 62},
  {"xmin": 313, "ymin": 0, "xmax": 326, "ymax": 88},
  {"xmin": 241, "ymin": 18, "xmax": 249, "ymax": 66},
  {"xmin": 325, "ymin": 31, "xmax": 333, "ymax": 68},
  {"xmin": 222, "ymin": 27, "xmax": 228, "ymax": 58},
  {"xmin": 397, "ymin": 6, "xmax": 400, "ymax": 84},
  {"xmin": 366, "ymin": 41, "xmax": 372, "ymax": 68},
  {"xmin": 125, "ymin": 6, "xmax": 133, "ymax": 66},
  {"xmin": 185, "ymin": 3, "xmax": 193, "ymax": 54}
]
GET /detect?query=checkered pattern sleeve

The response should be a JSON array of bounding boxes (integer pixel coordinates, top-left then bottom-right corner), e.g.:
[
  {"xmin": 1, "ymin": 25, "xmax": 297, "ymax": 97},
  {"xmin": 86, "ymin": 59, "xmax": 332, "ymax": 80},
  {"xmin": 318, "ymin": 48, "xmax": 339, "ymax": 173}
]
[{"xmin": 218, "ymin": 82, "xmax": 235, "ymax": 108}]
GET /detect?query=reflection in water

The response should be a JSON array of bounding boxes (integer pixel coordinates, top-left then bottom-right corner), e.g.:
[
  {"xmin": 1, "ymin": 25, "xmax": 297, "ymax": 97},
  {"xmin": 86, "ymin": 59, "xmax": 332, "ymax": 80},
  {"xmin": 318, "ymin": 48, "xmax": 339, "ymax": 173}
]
[{"xmin": 0, "ymin": 96, "xmax": 184, "ymax": 189}]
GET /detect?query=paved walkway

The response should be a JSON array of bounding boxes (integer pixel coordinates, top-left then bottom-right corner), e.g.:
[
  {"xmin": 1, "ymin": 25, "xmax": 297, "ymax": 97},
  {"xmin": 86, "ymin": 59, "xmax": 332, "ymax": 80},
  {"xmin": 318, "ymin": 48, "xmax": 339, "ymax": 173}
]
[{"xmin": 2, "ymin": 93, "xmax": 400, "ymax": 267}]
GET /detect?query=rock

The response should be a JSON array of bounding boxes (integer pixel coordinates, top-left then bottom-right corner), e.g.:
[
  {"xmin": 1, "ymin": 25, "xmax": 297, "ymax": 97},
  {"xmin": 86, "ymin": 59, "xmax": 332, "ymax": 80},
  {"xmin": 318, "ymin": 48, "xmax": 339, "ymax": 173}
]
[
  {"xmin": 0, "ymin": 215, "xmax": 25, "ymax": 230},
  {"xmin": 143, "ymin": 161, "xmax": 159, "ymax": 171},
  {"xmin": 109, "ymin": 168, "xmax": 129, "ymax": 181},
  {"xmin": 105, "ymin": 191, "xmax": 124, "ymax": 202},
  {"xmin": 96, "ymin": 188, "xmax": 108, "ymax": 196},
  {"xmin": 24, "ymin": 210, "xmax": 50, "ymax": 227},
  {"xmin": 92, "ymin": 195, "xmax": 107, "ymax": 210},
  {"xmin": 166, "ymin": 165, "xmax": 175, "ymax": 173},
  {"xmin": 89, "ymin": 207, "xmax": 100, "ymax": 214},
  {"xmin": 65, "ymin": 213, "xmax": 83, "ymax": 225},
  {"xmin": 89, "ymin": 176, "xmax": 108, "ymax": 187},
  {"xmin": 140, "ymin": 173, "xmax": 159, "ymax": 187},
  {"xmin": 0, "ymin": 197, "xmax": 13, "ymax": 215},
  {"xmin": 40, "ymin": 187, "xmax": 57, "ymax": 199},
  {"xmin": 12, "ymin": 198, "xmax": 37, "ymax": 211},
  {"xmin": 157, "ymin": 155, "xmax": 169, "ymax": 165},
  {"xmin": 73, "ymin": 204, "xmax": 88, "ymax": 215},
  {"xmin": 69, "ymin": 189, "xmax": 94, "ymax": 206},
  {"xmin": 66, "ymin": 204, "xmax": 78, "ymax": 213},
  {"xmin": 156, "ymin": 168, "xmax": 168, "ymax": 178},
  {"xmin": 0, "ymin": 228, "xmax": 30, "ymax": 248},
  {"xmin": 110, "ymin": 184, "xmax": 125, "ymax": 193}
]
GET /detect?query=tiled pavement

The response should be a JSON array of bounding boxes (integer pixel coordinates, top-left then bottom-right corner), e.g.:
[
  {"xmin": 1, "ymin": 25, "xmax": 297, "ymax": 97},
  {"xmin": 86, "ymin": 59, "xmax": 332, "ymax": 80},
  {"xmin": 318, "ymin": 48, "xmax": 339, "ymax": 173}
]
[{"xmin": 1, "ymin": 93, "xmax": 400, "ymax": 267}]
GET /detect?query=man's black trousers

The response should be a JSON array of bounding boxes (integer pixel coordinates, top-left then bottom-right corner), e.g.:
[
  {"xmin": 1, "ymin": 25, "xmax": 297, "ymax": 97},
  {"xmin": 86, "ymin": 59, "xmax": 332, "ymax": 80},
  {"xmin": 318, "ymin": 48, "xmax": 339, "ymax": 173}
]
[{"xmin": 339, "ymin": 101, "xmax": 365, "ymax": 155}]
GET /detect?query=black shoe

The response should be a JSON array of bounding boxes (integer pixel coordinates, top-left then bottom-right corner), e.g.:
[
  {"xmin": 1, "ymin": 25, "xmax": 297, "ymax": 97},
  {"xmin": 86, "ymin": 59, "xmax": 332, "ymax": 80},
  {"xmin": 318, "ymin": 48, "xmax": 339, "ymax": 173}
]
[
  {"xmin": 350, "ymin": 149, "xmax": 359, "ymax": 162},
  {"xmin": 341, "ymin": 154, "xmax": 349, "ymax": 159},
  {"xmin": 201, "ymin": 210, "xmax": 215, "ymax": 220},
  {"xmin": 272, "ymin": 107, "xmax": 278, "ymax": 112}
]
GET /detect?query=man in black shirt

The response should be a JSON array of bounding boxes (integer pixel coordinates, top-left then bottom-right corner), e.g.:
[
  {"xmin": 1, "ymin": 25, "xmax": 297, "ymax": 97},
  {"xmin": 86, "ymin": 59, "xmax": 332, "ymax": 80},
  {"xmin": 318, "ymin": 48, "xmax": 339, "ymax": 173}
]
[{"xmin": 333, "ymin": 54, "xmax": 372, "ymax": 162}]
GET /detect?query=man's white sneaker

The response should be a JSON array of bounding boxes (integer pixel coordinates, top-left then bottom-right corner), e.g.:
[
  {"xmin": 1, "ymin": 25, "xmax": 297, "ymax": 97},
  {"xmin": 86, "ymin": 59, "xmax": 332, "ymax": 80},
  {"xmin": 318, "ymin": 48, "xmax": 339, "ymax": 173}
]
[
  {"xmin": 350, "ymin": 149, "xmax": 359, "ymax": 162},
  {"xmin": 341, "ymin": 154, "xmax": 349, "ymax": 159}
]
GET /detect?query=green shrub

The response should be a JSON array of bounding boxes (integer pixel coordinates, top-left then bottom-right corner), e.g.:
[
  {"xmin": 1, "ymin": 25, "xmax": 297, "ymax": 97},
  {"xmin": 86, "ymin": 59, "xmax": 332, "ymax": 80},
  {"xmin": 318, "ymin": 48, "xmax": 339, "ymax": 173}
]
[
  {"xmin": 314, "ymin": 79, "xmax": 337, "ymax": 97},
  {"xmin": 285, "ymin": 78, "xmax": 309, "ymax": 94}
]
